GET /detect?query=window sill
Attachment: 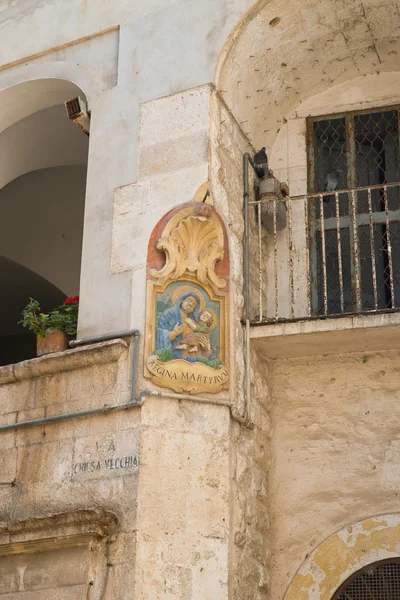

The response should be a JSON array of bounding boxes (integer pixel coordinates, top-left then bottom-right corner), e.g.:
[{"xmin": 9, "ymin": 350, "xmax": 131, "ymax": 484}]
[
  {"xmin": 0, "ymin": 339, "xmax": 129, "ymax": 386},
  {"xmin": 250, "ymin": 312, "xmax": 400, "ymax": 359}
]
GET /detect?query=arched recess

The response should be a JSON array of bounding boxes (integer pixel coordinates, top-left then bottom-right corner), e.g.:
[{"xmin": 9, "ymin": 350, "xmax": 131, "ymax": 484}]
[
  {"xmin": 216, "ymin": 0, "xmax": 400, "ymax": 152},
  {"xmin": 284, "ymin": 514, "xmax": 400, "ymax": 600},
  {"xmin": 0, "ymin": 77, "xmax": 89, "ymax": 364},
  {"xmin": 214, "ymin": 0, "xmax": 400, "ymax": 322}
]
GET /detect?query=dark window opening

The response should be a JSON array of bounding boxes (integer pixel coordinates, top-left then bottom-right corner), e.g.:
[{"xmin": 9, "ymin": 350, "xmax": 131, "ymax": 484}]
[{"xmin": 307, "ymin": 106, "xmax": 400, "ymax": 316}]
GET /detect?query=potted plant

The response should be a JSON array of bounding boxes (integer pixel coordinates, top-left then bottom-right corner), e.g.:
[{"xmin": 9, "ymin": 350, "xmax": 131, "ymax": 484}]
[{"xmin": 19, "ymin": 296, "xmax": 79, "ymax": 357}]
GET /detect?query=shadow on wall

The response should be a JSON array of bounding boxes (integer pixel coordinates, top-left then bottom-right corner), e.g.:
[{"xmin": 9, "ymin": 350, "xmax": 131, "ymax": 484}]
[
  {"xmin": 0, "ymin": 166, "xmax": 87, "ymax": 296},
  {"xmin": 0, "ymin": 334, "xmax": 36, "ymax": 366},
  {"xmin": 0, "ymin": 257, "xmax": 66, "ymax": 366},
  {"xmin": 0, "ymin": 79, "xmax": 89, "ymax": 366},
  {"xmin": 0, "ymin": 165, "xmax": 87, "ymax": 366}
]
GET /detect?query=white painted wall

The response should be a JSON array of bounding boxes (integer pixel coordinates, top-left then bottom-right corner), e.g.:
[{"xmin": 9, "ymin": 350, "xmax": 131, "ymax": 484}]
[{"xmin": 0, "ymin": 0, "xmax": 257, "ymax": 337}]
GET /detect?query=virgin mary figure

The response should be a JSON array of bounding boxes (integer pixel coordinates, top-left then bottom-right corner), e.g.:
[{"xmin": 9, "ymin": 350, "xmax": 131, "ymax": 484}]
[{"xmin": 155, "ymin": 291, "xmax": 200, "ymax": 359}]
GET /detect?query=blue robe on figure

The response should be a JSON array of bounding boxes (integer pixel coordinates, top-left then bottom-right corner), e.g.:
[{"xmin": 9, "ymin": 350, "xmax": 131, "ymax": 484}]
[{"xmin": 155, "ymin": 291, "xmax": 201, "ymax": 359}]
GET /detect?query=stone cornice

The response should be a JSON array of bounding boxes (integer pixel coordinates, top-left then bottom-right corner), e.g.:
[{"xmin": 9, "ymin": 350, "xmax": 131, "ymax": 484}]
[
  {"xmin": 0, "ymin": 508, "xmax": 118, "ymax": 551},
  {"xmin": 0, "ymin": 339, "xmax": 128, "ymax": 386}
]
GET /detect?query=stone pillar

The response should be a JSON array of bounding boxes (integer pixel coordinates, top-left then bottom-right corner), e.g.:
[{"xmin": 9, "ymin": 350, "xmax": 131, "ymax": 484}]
[{"xmin": 133, "ymin": 397, "xmax": 230, "ymax": 599}]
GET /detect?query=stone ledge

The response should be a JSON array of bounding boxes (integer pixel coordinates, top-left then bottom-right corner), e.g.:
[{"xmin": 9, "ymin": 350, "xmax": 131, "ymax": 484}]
[
  {"xmin": 0, "ymin": 339, "xmax": 129, "ymax": 386},
  {"xmin": 251, "ymin": 312, "xmax": 400, "ymax": 359},
  {"xmin": 0, "ymin": 508, "xmax": 119, "ymax": 550}
]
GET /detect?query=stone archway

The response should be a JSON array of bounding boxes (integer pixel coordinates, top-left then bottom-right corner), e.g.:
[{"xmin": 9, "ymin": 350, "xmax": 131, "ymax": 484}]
[
  {"xmin": 284, "ymin": 514, "xmax": 400, "ymax": 600},
  {"xmin": 0, "ymin": 77, "xmax": 89, "ymax": 363}
]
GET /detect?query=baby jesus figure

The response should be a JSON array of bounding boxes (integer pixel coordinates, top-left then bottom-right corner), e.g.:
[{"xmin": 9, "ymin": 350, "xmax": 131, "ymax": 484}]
[{"xmin": 175, "ymin": 309, "xmax": 214, "ymax": 358}]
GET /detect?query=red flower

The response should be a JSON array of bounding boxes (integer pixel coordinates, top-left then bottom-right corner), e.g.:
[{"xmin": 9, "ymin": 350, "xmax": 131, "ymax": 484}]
[{"xmin": 64, "ymin": 296, "xmax": 79, "ymax": 305}]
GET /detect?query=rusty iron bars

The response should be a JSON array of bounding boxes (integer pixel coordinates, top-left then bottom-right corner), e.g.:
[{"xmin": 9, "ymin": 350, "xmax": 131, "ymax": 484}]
[{"xmin": 248, "ymin": 181, "xmax": 400, "ymax": 324}]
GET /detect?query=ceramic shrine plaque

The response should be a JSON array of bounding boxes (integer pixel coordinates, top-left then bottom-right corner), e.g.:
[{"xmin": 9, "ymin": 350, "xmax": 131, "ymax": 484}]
[{"xmin": 144, "ymin": 193, "xmax": 229, "ymax": 394}]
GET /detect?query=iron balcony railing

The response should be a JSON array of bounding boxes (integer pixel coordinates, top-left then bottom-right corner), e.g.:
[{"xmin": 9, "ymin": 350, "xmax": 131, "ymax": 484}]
[{"xmin": 248, "ymin": 182, "xmax": 400, "ymax": 324}]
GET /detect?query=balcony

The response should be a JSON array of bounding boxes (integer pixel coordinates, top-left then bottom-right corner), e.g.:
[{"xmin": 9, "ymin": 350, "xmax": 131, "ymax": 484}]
[{"xmin": 247, "ymin": 182, "xmax": 400, "ymax": 358}]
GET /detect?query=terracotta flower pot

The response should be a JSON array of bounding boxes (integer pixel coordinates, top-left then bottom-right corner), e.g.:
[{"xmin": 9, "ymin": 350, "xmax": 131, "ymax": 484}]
[{"xmin": 36, "ymin": 330, "xmax": 69, "ymax": 357}]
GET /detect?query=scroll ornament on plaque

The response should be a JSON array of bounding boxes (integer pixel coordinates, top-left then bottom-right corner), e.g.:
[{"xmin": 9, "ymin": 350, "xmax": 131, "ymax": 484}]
[{"xmin": 144, "ymin": 186, "xmax": 229, "ymax": 394}]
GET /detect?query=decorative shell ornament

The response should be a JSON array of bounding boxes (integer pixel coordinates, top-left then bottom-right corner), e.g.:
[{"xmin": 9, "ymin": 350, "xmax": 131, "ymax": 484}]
[{"xmin": 149, "ymin": 205, "xmax": 226, "ymax": 289}]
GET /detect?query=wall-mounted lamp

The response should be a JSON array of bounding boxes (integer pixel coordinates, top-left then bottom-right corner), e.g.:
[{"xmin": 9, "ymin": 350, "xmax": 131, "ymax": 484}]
[
  {"xmin": 259, "ymin": 174, "xmax": 289, "ymax": 231},
  {"xmin": 65, "ymin": 97, "xmax": 90, "ymax": 136}
]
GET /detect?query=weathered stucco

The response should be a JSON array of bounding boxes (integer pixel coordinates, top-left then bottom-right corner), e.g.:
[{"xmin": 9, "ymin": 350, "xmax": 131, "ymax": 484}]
[
  {"xmin": 218, "ymin": 0, "xmax": 400, "ymax": 151},
  {"xmin": 209, "ymin": 90, "xmax": 272, "ymax": 598},
  {"xmin": 286, "ymin": 514, "xmax": 400, "ymax": 599},
  {"xmin": 269, "ymin": 350, "xmax": 400, "ymax": 599},
  {"xmin": 230, "ymin": 348, "xmax": 272, "ymax": 600}
]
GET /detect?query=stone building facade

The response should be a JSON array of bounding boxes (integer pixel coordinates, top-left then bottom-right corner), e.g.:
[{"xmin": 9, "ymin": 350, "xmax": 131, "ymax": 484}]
[{"xmin": 1, "ymin": 1, "xmax": 400, "ymax": 598}]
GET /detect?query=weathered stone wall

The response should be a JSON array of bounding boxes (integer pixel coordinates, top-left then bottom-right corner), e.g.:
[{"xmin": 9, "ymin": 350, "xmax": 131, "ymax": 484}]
[
  {"xmin": 209, "ymin": 91, "xmax": 272, "ymax": 599},
  {"xmin": 0, "ymin": 338, "xmax": 238, "ymax": 599},
  {"xmin": 112, "ymin": 85, "xmax": 211, "ymax": 335},
  {"xmin": 285, "ymin": 513, "xmax": 400, "ymax": 600},
  {"xmin": 269, "ymin": 349, "xmax": 400, "ymax": 600},
  {"xmin": 0, "ymin": 341, "xmax": 139, "ymax": 599},
  {"xmin": 0, "ymin": 544, "xmax": 90, "ymax": 598},
  {"xmin": 210, "ymin": 89, "xmax": 251, "ymax": 406},
  {"xmin": 6, "ymin": 2, "xmax": 400, "ymax": 599},
  {"xmin": 133, "ymin": 396, "xmax": 231, "ymax": 599},
  {"xmin": 230, "ymin": 348, "xmax": 272, "ymax": 600}
]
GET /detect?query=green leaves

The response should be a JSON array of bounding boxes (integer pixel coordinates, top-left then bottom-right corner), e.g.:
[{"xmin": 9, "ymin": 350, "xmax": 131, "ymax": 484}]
[
  {"xmin": 19, "ymin": 298, "xmax": 49, "ymax": 338},
  {"xmin": 48, "ymin": 303, "xmax": 78, "ymax": 336},
  {"xmin": 19, "ymin": 297, "xmax": 79, "ymax": 338}
]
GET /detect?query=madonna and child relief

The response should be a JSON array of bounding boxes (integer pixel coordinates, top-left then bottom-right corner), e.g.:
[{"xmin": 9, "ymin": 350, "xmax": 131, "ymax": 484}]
[{"xmin": 145, "ymin": 191, "xmax": 229, "ymax": 394}]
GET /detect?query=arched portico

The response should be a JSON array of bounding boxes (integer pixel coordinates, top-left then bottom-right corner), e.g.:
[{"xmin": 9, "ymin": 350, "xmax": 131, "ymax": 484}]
[
  {"xmin": 0, "ymin": 62, "xmax": 102, "ymax": 110},
  {"xmin": 0, "ymin": 77, "xmax": 89, "ymax": 363}
]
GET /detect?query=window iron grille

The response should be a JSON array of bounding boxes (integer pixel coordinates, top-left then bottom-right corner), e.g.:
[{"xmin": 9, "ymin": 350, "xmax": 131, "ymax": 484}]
[
  {"xmin": 307, "ymin": 105, "xmax": 400, "ymax": 195},
  {"xmin": 245, "ymin": 107, "xmax": 400, "ymax": 324},
  {"xmin": 332, "ymin": 559, "xmax": 400, "ymax": 600},
  {"xmin": 307, "ymin": 106, "xmax": 400, "ymax": 316}
]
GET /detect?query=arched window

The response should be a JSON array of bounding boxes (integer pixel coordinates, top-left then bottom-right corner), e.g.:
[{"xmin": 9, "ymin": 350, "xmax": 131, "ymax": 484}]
[
  {"xmin": 332, "ymin": 559, "xmax": 400, "ymax": 600},
  {"xmin": 0, "ymin": 79, "xmax": 89, "ymax": 365}
]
